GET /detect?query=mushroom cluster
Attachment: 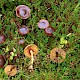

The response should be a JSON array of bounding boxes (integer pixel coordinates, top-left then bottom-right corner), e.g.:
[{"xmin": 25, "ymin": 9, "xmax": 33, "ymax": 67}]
[
  {"xmin": 0, "ymin": 5, "xmax": 31, "ymax": 76},
  {"xmin": 0, "ymin": 4, "xmax": 67, "ymax": 77},
  {"xmin": 15, "ymin": 5, "xmax": 31, "ymax": 36},
  {"xmin": 38, "ymin": 19, "xmax": 55, "ymax": 36}
]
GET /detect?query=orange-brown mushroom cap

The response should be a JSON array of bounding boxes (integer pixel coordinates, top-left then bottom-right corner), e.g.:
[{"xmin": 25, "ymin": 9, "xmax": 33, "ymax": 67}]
[
  {"xmin": 50, "ymin": 48, "xmax": 66, "ymax": 63},
  {"xmin": 24, "ymin": 44, "xmax": 38, "ymax": 58},
  {"xmin": 4, "ymin": 65, "xmax": 17, "ymax": 76}
]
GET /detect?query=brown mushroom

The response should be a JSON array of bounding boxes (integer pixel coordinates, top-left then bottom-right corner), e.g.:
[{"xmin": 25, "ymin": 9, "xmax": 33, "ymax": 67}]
[
  {"xmin": 50, "ymin": 48, "xmax": 66, "ymax": 63},
  {"xmin": 16, "ymin": 5, "xmax": 30, "ymax": 19},
  {"xmin": 0, "ymin": 34, "xmax": 6, "ymax": 44},
  {"xmin": 44, "ymin": 27, "xmax": 55, "ymax": 36},
  {"xmin": 38, "ymin": 19, "xmax": 49, "ymax": 29},
  {"xmin": 24, "ymin": 44, "xmax": 38, "ymax": 58},
  {"xmin": 4, "ymin": 65, "xmax": 17, "ymax": 76},
  {"xmin": 18, "ymin": 25, "xmax": 29, "ymax": 35},
  {"xmin": 0, "ymin": 55, "xmax": 5, "ymax": 68},
  {"xmin": 24, "ymin": 44, "xmax": 38, "ymax": 71}
]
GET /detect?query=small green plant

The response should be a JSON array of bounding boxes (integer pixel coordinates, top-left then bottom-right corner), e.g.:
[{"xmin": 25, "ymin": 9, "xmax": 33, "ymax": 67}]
[{"xmin": 10, "ymin": 48, "xmax": 17, "ymax": 60}]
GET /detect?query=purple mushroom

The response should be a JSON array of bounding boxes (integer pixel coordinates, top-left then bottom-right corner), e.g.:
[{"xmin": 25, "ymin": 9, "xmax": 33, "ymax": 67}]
[
  {"xmin": 38, "ymin": 19, "xmax": 49, "ymax": 29},
  {"xmin": 18, "ymin": 25, "xmax": 29, "ymax": 35},
  {"xmin": 44, "ymin": 27, "xmax": 55, "ymax": 36},
  {"xmin": 0, "ymin": 34, "xmax": 6, "ymax": 44},
  {"xmin": 0, "ymin": 55, "xmax": 5, "ymax": 68},
  {"xmin": 16, "ymin": 5, "xmax": 30, "ymax": 19},
  {"xmin": 18, "ymin": 39, "xmax": 25, "ymax": 44}
]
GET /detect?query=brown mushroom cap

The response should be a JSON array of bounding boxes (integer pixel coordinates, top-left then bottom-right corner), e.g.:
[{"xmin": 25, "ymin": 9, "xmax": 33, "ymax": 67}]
[
  {"xmin": 4, "ymin": 65, "xmax": 17, "ymax": 76},
  {"xmin": 38, "ymin": 19, "xmax": 49, "ymax": 29},
  {"xmin": 16, "ymin": 5, "xmax": 30, "ymax": 19},
  {"xmin": 44, "ymin": 27, "xmax": 55, "ymax": 36},
  {"xmin": 0, "ymin": 55, "xmax": 5, "ymax": 68},
  {"xmin": 0, "ymin": 34, "xmax": 6, "ymax": 44},
  {"xmin": 50, "ymin": 48, "xmax": 66, "ymax": 63},
  {"xmin": 18, "ymin": 25, "xmax": 29, "ymax": 35},
  {"xmin": 24, "ymin": 44, "xmax": 38, "ymax": 58}
]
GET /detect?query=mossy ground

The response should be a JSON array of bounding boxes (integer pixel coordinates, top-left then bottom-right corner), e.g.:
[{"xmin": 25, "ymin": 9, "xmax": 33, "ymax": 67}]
[{"xmin": 0, "ymin": 0, "xmax": 80, "ymax": 80}]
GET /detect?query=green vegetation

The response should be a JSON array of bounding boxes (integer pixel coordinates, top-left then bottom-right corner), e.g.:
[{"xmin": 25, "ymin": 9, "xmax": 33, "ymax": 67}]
[{"xmin": 0, "ymin": 0, "xmax": 80, "ymax": 80}]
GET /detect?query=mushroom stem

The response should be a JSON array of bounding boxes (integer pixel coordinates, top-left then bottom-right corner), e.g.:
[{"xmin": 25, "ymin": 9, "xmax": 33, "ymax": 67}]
[
  {"xmin": 30, "ymin": 50, "xmax": 34, "ymax": 65},
  {"xmin": 15, "ymin": 22, "xmax": 21, "ymax": 28},
  {"xmin": 28, "ymin": 50, "xmax": 34, "ymax": 71},
  {"xmin": 22, "ymin": 19, "xmax": 27, "ymax": 25}
]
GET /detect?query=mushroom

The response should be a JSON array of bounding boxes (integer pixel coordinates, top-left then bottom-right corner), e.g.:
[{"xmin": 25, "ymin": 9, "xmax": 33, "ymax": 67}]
[
  {"xmin": 38, "ymin": 19, "xmax": 49, "ymax": 29},
  {"xmin": 16, "ymin": 5, "xmax": 30, "ymax": 19},
  {"xmin": 0, "ymin": 55, "xmax": 5, "ymax": 68},
  {"xmin": 14, "ymin": 21, "xmax": 29, "ymax": 35},
  {"xmin": 24, "ymin": 44, "xmax": 38, "ymax": 71},
  {"xmin": 0, "ymin": 34, "xmax": 6, "ymax": 44},
  {"xmin": 18, "ymin": 25, "xmax": 29, "ymax": 35},
  {"xmin": 4, "ymin": 65, "xmax": 17, "ymax": 76},
  {"xmin": 50, "ymin": 48, "xmax": 66, "ymax": 63},
  {"xmin": 18, "ymin": 39, "xmax": 25, "ymax": 44},
  {"xmin": 24, "ymin": 44, "xmax": 38, "ymax": 58},
  {"xmin": 44, "ymin": 27, "xmax": 55, "ymax": 36}
]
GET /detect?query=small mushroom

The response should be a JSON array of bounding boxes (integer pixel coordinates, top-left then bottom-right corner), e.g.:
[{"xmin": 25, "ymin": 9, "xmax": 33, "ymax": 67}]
[
  {"xmin": 38, "ymin": 19, "xmax": 49, "ymax": 29},
  {"xmin": 24, "ymin": 44, "xmax": 38, "ymax": 58},
  {"xmin": 0, "ymin": 34, "xmax": 6, "ymax": 44},
  {"xmin": 44, "ymin": 27, "xmax": 55, "ymax": 36},
  {"xmin": 18, "ymin": 39, "xmax": 25, "ymax": 44},
  {"xmin": 16, "ymin": 5, "xmax": 30, "ymax": 19},
  {"xmin": 50, "ymin": 48, "xmax": 66, "ymax": 63},
  {"xmin": 4, "ymin": 65, "xmax": 17, "ymax": 76},
  {"xmin": 18, "ymin": 25, "xmax": 29, "ymax": 35},
  {"xmin": 0, "ymin": 55, "xmax": 5, "ymax": 68},
  {"xmin": 24, "ymin": 44, "xmax": 38, "ymax": 71}
]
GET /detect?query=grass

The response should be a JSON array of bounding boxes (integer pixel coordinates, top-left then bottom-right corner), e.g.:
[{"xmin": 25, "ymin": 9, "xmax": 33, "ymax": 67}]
[{"xmin": 0, "ymin": 0, "xmax": 80, "ymax": 80}]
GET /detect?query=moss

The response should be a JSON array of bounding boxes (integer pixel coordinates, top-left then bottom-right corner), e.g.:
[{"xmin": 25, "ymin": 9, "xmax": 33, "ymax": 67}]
[{"xmin": 0, "ymin": 0, "xmax": 80, "ymax": 79}]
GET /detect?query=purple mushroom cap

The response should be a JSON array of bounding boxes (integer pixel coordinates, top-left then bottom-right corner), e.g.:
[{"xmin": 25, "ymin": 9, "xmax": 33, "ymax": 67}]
[
  {"xmin": 0, "ymin": 34, "xmax": 6, "ymax": 44},
  {"xmin": 18, "ymin": 39, "xmax": 25, "ymax": 44},
  {"xmin": 38, "ymin": 19, "xmax": 49, "ymax": 29},
  {"xmin": 44, "ymin": 27, "xmax": 55, "ymax": 36},
  {"xmin": 16, "ymin": 5, "xmax": 30, "ymax": 19},
  {"xmin": 18, "ymin": 25, "xmax": 29, "ymax": 35},
  {"xmin": 0, "ymin": 55, "xmax": 5, "ymax": 68}
]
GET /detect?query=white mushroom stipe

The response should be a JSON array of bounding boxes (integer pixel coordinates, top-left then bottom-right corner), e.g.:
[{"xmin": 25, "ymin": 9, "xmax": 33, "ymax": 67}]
[{"xmin": 30, "ymin": 50, "xmax": 34, "ymax": 65}]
